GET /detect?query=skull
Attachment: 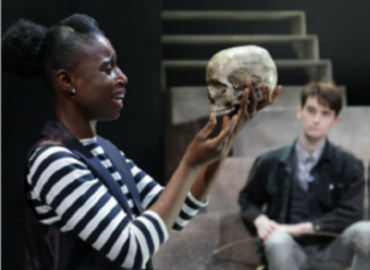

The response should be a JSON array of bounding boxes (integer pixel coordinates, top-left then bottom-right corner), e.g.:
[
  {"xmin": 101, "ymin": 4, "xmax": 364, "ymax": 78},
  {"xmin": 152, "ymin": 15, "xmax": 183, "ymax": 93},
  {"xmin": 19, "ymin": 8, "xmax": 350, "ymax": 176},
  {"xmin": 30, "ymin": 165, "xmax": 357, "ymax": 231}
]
[{"xmin": 206, "ymin": 45, "xmax": 277, "ymax": 116}]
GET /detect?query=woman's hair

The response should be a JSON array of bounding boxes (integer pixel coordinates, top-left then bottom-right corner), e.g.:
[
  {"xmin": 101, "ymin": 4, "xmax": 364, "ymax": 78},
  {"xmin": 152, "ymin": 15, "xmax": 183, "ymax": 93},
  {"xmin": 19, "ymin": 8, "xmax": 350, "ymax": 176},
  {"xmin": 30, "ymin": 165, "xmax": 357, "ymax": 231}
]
[{"xmin": 2, "ymin": 14, "xmax": 103, "ymax": 91}]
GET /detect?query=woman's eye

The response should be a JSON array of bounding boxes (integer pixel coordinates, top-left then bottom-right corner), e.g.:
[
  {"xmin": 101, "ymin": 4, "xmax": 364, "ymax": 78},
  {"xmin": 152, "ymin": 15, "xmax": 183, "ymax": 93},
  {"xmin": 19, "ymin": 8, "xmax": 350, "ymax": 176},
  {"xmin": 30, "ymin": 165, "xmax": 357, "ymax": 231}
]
[{"xmin": 105, "ymin": 67, "xmax": 112, "ymax": 74}]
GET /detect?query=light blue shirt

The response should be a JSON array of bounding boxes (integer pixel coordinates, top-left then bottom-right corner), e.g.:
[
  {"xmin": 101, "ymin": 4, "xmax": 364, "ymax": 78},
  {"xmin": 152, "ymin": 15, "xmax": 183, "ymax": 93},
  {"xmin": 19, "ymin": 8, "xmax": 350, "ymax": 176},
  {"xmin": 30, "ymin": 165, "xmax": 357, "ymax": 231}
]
[{"xmin": 295, "ymin": 141, "xmax": 326, "ymax": 191}]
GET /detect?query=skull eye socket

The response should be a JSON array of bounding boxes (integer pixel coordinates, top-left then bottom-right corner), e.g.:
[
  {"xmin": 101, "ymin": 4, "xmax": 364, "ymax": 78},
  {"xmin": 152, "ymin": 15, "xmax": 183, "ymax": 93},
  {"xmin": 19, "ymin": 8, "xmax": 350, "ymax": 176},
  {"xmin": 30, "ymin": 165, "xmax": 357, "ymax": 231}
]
[{"xmin": 208, "ymin": 80, "xmax": 227, "ymax": 92}]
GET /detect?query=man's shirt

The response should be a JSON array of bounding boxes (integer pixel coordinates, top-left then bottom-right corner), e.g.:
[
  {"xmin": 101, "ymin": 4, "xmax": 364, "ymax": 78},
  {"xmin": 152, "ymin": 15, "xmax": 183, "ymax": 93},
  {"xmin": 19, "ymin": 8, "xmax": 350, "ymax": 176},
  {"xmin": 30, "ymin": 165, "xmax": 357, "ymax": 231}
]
[{"xmin": 295, "ymin": 141, "xmax": 325, "ymax": 191}]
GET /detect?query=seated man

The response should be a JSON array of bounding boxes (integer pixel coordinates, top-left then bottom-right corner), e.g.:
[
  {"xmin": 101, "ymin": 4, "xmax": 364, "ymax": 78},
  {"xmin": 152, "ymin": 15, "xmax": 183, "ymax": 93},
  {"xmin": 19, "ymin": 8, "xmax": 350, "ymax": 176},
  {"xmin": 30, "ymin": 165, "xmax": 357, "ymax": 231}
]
[{"xmin": 238, "ymin": 82, "xmax": 369, "ymax": 270}]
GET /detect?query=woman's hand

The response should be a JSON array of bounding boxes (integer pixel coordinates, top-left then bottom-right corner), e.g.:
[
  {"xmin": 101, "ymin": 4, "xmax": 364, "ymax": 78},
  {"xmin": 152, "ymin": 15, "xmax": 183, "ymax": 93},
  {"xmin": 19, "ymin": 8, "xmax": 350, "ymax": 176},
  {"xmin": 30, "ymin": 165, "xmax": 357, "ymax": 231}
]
[
  {"xmin": 233, "ymin": 80, "xmax": 281, "ymax": 137},
  {"xmin": 182, "ymin": 113, "xmax": 237, "ymax": 169}
]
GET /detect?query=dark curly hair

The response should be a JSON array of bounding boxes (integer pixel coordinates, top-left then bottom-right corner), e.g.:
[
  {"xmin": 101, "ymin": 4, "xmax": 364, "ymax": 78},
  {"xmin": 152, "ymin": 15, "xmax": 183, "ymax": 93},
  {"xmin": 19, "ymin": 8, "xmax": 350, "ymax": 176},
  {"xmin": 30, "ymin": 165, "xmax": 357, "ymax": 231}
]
[{"xmin": 2, "ymin": 14, "xmax": 103, "ymax": 92}]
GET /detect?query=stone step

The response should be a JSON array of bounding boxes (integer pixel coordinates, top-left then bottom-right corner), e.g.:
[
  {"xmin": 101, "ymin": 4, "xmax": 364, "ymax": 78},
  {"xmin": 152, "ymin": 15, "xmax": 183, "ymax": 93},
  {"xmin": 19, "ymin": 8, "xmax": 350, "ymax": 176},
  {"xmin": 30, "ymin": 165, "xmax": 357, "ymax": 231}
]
[
  {"xmin": 162, "ymin": 34, "xmax": 317, "ymax": 46},
  {"xmin": 169, "ymin": 85, "xmax": 346, "ymax": 125},
  {"xmin": 162, "ymin": 59, "xmax": 328, "ymax": 68},
  {"xmin": 162, "ymin": 10, "xmax": 307, "ymax": 35},
  {"xmin": 153, "ymin": 212, "xmax": 262, "ymax": 270},
  {"xmin": 162, "ymin": 35, "xmax": 319, "ymax": 66},
  {"xmin": 161, "ymin": 59, "xmax": 332, "ymax": 91},
  {"xmin": 206, "ymin": 158, "xmax": 256, "ymax": 213}
]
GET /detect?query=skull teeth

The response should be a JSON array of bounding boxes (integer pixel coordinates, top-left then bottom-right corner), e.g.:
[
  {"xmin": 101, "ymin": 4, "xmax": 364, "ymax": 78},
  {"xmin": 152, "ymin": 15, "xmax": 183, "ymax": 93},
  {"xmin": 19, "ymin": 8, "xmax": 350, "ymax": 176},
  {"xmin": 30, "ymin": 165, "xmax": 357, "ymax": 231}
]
[{"xmin": 212, "ymin": 107, "xmax": 236, "ymax": 116}]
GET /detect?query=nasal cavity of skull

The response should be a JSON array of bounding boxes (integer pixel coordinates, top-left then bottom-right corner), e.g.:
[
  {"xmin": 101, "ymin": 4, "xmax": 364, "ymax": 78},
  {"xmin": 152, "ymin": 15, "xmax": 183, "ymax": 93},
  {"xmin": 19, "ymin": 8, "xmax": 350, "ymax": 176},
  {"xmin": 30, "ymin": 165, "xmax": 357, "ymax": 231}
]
[
  {"xmin": 207, "ymin": 81, "xmax": 227, "ymax": 103},
  {"xmin": 207, "ymin": 91, "xmax": 215, "ymax": 104}
]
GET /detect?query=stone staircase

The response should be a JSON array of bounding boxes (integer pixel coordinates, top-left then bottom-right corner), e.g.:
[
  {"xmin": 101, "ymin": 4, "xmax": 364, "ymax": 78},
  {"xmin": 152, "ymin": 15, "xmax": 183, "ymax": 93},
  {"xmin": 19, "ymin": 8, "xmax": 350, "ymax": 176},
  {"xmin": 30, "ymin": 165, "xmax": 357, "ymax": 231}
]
[{"xmin": 161, "ymin": 10, "xmax": 332, "ymax": 93}]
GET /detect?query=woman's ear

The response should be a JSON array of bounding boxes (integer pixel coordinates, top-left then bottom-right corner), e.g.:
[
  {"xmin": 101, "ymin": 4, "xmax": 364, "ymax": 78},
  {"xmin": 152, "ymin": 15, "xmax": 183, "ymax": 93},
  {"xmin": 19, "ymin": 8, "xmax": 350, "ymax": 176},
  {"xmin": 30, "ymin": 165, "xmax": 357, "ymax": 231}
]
[{"xmin": 55, "ymin": 69, "xmax": 75, "ymax": 95}]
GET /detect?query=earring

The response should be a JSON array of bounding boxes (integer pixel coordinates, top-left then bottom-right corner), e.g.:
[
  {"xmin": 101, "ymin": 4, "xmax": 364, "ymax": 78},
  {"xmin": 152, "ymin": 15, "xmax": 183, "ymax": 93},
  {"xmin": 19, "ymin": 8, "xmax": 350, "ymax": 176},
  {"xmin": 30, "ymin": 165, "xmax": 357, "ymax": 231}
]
[{"xmin": 72, "ymin": 88, "xmax": 76, "ymax": 94}]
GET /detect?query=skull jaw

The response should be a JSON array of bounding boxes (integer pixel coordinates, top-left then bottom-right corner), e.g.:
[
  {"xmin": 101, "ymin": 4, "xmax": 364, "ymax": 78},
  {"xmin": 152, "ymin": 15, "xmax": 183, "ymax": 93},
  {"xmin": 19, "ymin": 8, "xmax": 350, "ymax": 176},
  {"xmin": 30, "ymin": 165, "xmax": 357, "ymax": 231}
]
[
  {"xmin": 211, "ymin": 106, "xmax": 236, "ymax": 116},
  {"xmin": 210, "ymin": 94, "xmax": 243, "ymax": 116},
  {"xmin": 210, "ymin": 88, "xmax": 266, "ymax": 116}
]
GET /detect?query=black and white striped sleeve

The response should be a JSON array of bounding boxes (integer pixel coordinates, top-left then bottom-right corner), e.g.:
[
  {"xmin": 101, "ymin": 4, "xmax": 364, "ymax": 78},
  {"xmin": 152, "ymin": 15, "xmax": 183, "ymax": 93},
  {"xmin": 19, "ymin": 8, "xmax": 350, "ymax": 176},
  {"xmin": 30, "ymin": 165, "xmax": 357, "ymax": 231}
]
[
  {"xmin": 27, "ymin": 145, "xmax": 168, "ymax": 269},
  {"xmin": 124, "ymin": 154, "xmax": 208, "ymax": 231}
]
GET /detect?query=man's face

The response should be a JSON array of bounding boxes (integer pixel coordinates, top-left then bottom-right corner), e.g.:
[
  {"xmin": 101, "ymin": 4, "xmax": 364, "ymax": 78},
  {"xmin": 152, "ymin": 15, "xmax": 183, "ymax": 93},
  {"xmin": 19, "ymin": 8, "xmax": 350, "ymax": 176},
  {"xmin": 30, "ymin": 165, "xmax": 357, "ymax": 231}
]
[{"xmin": 297, "ymin": 95, "xmax": 340, "ymax": 141}]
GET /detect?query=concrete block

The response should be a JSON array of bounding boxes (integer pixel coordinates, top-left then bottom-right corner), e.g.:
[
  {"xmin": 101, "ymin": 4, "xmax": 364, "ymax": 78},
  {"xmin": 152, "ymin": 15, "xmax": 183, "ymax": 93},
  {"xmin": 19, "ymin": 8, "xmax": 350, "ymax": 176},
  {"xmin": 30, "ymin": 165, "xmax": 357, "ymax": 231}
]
[
  {"xmin": 206, "ymin": 158, "xmax": 255, "ymax": 213},
  {"xmin": 152, "ymin": 212, "xmax": 261, "ymax": 270}
]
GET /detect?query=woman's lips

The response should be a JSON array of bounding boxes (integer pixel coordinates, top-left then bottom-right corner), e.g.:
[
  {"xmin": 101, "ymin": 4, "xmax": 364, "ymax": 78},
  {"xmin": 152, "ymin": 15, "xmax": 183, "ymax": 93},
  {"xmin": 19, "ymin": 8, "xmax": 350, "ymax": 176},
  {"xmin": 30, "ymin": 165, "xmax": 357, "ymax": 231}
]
[
  {"xmin": 111, "ymin": 92, "xmax": 125, "ymax": 109},
  {"xmin": 111, "ymin": 96, "xmax": 124, "ymax": 109}
]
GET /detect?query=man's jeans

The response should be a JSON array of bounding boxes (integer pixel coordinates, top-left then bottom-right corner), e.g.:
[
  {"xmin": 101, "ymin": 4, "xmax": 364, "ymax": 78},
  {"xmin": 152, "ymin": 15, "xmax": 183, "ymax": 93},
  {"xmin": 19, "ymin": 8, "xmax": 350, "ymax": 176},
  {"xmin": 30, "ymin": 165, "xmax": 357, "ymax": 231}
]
[{"xmin": 264, "ymin": 221, "xmax": 370, "ymax": 270}]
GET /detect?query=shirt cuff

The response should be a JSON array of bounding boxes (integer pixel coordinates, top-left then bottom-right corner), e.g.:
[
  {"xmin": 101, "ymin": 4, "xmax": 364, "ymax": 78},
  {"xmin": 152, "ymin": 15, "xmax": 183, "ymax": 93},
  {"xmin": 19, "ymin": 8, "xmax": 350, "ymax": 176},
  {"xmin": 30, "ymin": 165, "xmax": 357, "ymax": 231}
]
[
  {"xmin": 312, "ymin": 220, "xmax": 321, "ymax": 232},
  {"xmin": 188, "ymin": 192, "xmax": 209, "ymax": 208},
  {"xmin": 144, "ymin": 210, "xmax": 169, "ymax": 244}
]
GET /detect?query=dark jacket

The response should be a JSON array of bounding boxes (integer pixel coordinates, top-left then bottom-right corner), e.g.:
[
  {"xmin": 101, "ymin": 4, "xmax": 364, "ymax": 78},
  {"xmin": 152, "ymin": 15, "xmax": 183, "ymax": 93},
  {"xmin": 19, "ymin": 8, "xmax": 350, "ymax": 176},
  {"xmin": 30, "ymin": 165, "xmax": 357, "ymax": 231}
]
[
  {"xmin": 238, "ymin": 140, "xmax": 365, "ymax": 236},
  {"xmin": 17, "ymin": 120, "xmax": 153, "ymax": 270}
]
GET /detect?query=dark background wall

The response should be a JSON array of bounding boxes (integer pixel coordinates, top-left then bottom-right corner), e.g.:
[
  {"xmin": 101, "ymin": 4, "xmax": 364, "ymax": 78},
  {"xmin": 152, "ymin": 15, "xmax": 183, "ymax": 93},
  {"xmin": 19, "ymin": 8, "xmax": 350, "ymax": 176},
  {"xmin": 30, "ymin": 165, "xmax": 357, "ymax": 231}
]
[
  {"xmin": 2, "ymin": 0, "xmax": 370, "ymax": 269},
  {"xmin": 2, "ymin": 1, "xmax": 162, "ymax": 269},
  {"xmin": 163, "ymin": 0, "xmax": 370, "ymax": 105}
]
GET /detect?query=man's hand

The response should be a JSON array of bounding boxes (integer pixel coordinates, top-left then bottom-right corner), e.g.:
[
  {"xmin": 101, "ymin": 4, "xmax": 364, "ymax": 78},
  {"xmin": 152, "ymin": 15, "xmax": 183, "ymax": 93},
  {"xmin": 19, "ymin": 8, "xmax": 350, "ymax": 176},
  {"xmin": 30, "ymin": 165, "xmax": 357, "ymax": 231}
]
[
  {"xmin": 254, "ymin": 216, "xmax": 314, "ymax": 244},
  {"xmin": 254, "ymin": 215, "xmax": 279, "ymax": 243},
  {"xmin": 274, "ymin": 222, "xmax": 314, "ymax": 237}
]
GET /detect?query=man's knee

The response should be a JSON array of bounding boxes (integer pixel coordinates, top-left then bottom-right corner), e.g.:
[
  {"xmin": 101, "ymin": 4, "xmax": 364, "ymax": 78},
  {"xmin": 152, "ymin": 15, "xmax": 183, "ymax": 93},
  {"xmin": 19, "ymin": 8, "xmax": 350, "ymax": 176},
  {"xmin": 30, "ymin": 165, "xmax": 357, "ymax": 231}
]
[
  {"xmin": 264, "ymin": 232, "xmax": 305, "ymax": 268},
  {"xmin": 265, "ymin": 231, "xmax": 295, "ymax": 252},
  {"xmin": 343, "ymin": 221, "xmax": 370, "ymax": 238}
]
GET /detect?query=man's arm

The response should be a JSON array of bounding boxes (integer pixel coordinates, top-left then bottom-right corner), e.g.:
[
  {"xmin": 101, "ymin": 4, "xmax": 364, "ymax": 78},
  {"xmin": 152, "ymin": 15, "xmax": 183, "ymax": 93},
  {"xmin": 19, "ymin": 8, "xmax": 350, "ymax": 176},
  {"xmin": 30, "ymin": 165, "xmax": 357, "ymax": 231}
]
[
  {"xmin": 274, "ymin": 222, "xmax": 314, "ymax": 237},
  {"xmin": 238, "ymin": 156, "xmax": 271, "ymax": 227},
  {"xmin": 276, "ymin": 157, "xmax": 365, "ymax": 237},
  {"xmin": 312, "ymin": 158, "xmax": 365, "ymax": 233}
]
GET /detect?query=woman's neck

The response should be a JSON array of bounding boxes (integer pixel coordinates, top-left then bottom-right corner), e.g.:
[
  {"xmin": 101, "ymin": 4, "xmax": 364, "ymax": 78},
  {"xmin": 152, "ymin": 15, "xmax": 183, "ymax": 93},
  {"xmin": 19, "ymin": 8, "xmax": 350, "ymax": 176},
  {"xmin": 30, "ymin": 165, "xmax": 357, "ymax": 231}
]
[{"xmin": 55, "ymin": 102, "xmax": 97, "ymax": 140}]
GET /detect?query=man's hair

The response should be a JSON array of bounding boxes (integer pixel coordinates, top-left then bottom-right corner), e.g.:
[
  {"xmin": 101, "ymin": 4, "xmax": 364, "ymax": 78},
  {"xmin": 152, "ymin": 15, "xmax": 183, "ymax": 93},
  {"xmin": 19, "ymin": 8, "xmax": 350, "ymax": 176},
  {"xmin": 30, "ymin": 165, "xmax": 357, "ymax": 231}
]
[{"xmin": 301, "ymin": 82, "xmax": 343, "ymax": 116}]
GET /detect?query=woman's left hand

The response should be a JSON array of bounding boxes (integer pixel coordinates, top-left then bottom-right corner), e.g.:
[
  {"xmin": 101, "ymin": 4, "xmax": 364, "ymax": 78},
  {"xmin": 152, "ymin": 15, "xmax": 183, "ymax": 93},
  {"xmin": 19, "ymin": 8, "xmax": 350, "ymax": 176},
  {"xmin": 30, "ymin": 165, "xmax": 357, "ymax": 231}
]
[
  {"xmin": 222, "ymin": 80, "xmax": 281, "ymax": 152},
  {"xmin": 182, "ymin": 113, "xmax": 236, "ymax": 169},
  {"xmin": 233, "ymin": 80, "xmax": 281, "ymax": 137}
]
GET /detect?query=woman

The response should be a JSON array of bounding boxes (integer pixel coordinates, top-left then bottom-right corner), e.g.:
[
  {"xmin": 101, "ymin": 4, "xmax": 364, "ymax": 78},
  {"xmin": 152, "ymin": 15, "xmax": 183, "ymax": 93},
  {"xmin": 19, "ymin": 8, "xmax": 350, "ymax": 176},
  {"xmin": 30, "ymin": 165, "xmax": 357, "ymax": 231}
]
[{"xmin": 2, "ymin": 14, "xmax": 279, "ymax": 270}]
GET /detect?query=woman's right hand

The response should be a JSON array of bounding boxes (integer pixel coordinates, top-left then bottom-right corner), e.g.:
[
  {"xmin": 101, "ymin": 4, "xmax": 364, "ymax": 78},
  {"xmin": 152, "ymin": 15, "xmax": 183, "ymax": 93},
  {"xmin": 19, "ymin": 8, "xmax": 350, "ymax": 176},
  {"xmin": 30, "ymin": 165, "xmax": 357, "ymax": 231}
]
[{"xmin": 182, "ymin": 113, "xmax": 237, "ymax": 169}]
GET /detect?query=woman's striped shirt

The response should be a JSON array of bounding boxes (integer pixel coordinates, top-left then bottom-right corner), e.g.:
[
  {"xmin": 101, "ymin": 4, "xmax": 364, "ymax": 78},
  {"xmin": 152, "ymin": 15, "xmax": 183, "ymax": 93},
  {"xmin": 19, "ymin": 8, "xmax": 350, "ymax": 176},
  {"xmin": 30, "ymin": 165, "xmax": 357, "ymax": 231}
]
[{"xmin": 26, "ymin": 137, "xmax": 207, "ymax": 269}]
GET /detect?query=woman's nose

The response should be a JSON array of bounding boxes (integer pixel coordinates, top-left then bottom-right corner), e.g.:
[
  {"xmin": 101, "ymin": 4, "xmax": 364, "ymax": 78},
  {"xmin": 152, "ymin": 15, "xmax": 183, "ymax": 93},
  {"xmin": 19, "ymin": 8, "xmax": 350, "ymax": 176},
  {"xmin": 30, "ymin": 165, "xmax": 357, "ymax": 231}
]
[{"xmin": 116, "ymin": 68, "xmax": 128, "ymax": 85}]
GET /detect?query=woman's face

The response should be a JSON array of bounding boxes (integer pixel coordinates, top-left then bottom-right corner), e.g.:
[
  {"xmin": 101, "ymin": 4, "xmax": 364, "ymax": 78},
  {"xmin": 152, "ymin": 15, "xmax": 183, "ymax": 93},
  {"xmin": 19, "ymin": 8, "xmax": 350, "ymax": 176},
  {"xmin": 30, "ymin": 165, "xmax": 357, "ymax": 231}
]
[{"xmin": 71, "ymin": 35, "xmax": 128, "ymax": 121}]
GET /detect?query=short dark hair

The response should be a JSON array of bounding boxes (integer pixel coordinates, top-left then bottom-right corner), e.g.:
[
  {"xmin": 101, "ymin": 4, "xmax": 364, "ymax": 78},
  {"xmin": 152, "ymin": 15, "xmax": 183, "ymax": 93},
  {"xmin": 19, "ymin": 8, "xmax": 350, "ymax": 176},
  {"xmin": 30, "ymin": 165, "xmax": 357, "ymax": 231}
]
[
  {"xmin": 301, "ymin": 82, "xmax": 343, "ymax": 116},
  {"xmin": 2, "ymin": 14, "xmax": 103, "ymax": 92}
]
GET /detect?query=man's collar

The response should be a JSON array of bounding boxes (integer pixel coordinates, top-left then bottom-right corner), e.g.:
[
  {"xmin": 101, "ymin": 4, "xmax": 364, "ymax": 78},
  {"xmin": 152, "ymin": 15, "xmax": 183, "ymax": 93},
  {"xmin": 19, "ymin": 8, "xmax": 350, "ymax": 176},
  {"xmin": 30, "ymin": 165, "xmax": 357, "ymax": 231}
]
[
  {"xmin": 279, "ymin": 138, "xmax": 333, "ymax": 165},
  {"xmin": 295, "ymin": 140, "xmax": 326, "ymax": 164}
]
